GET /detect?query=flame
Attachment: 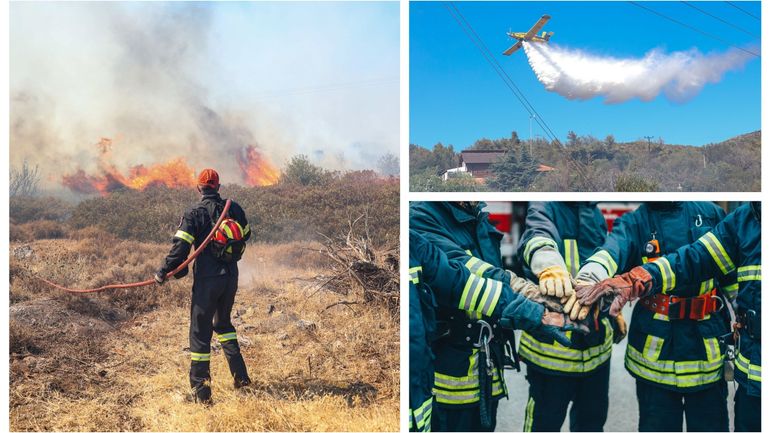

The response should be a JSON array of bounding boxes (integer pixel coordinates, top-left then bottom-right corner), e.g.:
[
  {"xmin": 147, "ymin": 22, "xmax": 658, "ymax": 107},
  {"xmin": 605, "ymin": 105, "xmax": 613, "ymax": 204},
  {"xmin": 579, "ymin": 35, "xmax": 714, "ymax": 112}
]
[
  {"xmin": 237, "ymin": 145, "xmax": 280, "ymax": 186},
  {"xmin": 62, "ymin": 138, "xmax": 280, "ymax": 195}
]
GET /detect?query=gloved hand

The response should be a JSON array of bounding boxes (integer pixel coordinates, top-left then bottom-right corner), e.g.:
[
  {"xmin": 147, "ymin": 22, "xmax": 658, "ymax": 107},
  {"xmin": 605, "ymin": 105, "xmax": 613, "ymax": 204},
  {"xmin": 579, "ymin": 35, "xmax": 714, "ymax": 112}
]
[
  {"xmin": 564, "ymin": 261, "xmax": 611, "ymax": 321},
  {"xmin": 154, "ymin": 270, "xmax": 167, "ymax": 285},
  {"xmin": 500, "ymin": 299, "xmax": 588, "ymax": 347},
  {"xmin": 173, "ymin": 266, "xmax": 189, "ymax": 279},
  {"xmin": 530, "ymin": 247, "xmax": 573, "ymax": 298},
  {"xmin": 507, "ymin": 270, "xmax": 563, "ymax": 312},
  {"xmin": 613, "ymin": 312, "xmax": 628, "ymax": 343},
  {"xmin": 561, "ymin": 291, "xmax": 592, "ymax": 321},
  {"xmin": 575, "ymin": 266, "xmax": 653, "ymax": 316}
]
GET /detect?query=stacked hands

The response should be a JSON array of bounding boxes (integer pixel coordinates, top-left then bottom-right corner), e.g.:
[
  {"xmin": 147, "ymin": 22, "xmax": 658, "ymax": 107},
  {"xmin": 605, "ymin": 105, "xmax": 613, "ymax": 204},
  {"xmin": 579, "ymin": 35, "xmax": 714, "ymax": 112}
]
[{"xmin": 500, "ymin": 265, "xmax": 655, "ymax": 345}]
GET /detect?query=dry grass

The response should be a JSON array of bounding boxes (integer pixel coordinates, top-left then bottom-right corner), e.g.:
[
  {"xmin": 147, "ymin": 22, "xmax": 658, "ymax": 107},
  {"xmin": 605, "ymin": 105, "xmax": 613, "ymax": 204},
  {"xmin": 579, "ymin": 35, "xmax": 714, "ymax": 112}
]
[{"xmin": 10, "ymin": 239, "xmax": 399, "ymax": 431}]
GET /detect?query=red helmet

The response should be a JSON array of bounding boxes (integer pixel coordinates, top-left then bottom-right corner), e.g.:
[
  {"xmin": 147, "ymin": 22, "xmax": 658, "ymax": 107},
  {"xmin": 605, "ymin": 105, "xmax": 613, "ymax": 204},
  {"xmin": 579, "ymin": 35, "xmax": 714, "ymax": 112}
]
[{"xmin": 198, "ymin": 168, "xmax": 220, "ymax": 188}]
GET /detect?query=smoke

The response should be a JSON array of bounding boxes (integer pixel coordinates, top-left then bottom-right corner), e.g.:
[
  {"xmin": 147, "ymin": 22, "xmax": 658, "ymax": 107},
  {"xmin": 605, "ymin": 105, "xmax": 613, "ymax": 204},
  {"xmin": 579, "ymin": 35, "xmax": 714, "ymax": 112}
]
[
  {"xmin": 10, "ymin": 3, "xmax": 399, "ymax": 191},
  {"xmin": 522, "ymin": 41, "xmax": 756, "ymax": 103}
]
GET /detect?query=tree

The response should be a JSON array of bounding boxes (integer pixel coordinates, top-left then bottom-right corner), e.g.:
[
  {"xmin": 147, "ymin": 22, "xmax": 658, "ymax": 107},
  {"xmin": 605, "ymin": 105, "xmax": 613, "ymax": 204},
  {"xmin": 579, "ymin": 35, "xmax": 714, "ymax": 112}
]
[
  {"xmin": 281, "ymin": 155, "xmax": 329, "ymax": 186},
  {"xmin": 566, "ymin": 130, "xmax": 579, "ymax": 146},
  {"xmin": 376, "ymin": 152, "xmax": 399, "ymax": 177},
  {"xmin": 10, "ymin": 160, "xmax": 40, "ymax": 197},
  {"xmin": 486, "ymin": 147, "xmax": 539, "ymax": 191}
]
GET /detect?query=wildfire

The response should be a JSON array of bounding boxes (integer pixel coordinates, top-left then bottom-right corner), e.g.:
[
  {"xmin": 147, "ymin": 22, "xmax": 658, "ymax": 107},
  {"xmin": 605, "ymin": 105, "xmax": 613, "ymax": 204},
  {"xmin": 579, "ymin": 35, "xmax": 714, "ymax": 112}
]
[
  {"xmin": 62, "ymin": 138, "xmax": 280, "ymax": 195},
  {"xmin": 237, "ymin": 145, "xmax": 280, "ymax": 186}
]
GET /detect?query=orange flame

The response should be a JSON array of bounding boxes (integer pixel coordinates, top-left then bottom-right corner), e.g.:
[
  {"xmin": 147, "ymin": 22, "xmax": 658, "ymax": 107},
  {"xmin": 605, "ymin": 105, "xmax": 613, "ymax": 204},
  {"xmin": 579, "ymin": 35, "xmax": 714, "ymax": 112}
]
[
  {"xmin": 62, "ymin": 138, "xmax": 279, "ymax": 194},
  {"xmin": 237, "ymin": 145, "xmax": 280, "ymax": 186}
]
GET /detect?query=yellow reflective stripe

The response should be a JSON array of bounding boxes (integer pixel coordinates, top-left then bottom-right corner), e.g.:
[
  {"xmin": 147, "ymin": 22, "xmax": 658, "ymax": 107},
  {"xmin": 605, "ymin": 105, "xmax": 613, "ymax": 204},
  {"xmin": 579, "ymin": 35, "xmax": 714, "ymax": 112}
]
[
  {"xmin": 643, "ymin": 335, "xmax": 664, "ymax": 361},
  {"xmin": 433, "ymin": 380, "xmax": 504, "ymax": 404},
  {"xmin": 626, "ymin": 344, "xmax": 723, "ymax": 375},
  {"xmin": 524, "ymin": 396, "xmax": 535, "ymax": 432},
  {"xmin": 222, "ymin": 223, "xmax": 234, "ymax": 239},
  {"xmin": 698, "ymin": 278, "xmax": 715, "ymax": 296},
  {"xmin": 477, "ymin": 279, "xmax": 503, "ymax": 317},
  {"xmin": 459, "ymin": 274, "xmax": 484, "ymax": 311},
  {"xmin": 653, "ymin": 257, "xmax": 676, "ymax": 294},
  {"xmin": 464, "ymin": 256, "xmax": 493, "ymax": 277},
  {"xmin": 563, "ymin": 239, "xmax": 579, "ymax": 277},
  {"xmin": 409, "ymin": 266, "xmax": 422, "ymax": 284},
  {"xmin": 735, "ymin": 352, "xmax": 761, "ymax": 382},
  {"xmin": 653, "ymin": 312, "xmax": 670, "ymax": 322},
  {"xmin": 698, "ymin": 232, "xmax": 736, "ymax": 275},
  {"xmin": 703, "ymin": 338, "xmax": 719, "ymax": 362},
  {"xmin": 519, "ymin": 318, "xmax": 613, "ymax": 373},
  {"xmin": 242, "ymin": 223, "xmax": 250, "ymax": 235},
  {"xmin": 721, "ymin": 283, "xmax": 739, "ymax": 301},
  {"xmin": 587, "ymin": 250, "xmax": 618, "ymax": 276},
  {"xmin": 174, "ymin": 230, "xmax": 195, "ymax": 244},
  {"xmin": 412, "ymin": 396, "xmax": 433, "ymax": 431},
  {"xmin": 218, "ymin": 332, "xmax": 237, "ymax": 342},
  {"xmin": 625, "ymin": 353, "xmax": 723, "ymax": 388},
  {"xmin": 524, "ymin": 236, "xmax": 558, "ymax": 265},
  {"xmin": 190, "ymin": 352, "xmax": 211, "ymax": 362},
  {"xmin": 737, "ymin": 265, "xmax": 761, "ymax": 282}
]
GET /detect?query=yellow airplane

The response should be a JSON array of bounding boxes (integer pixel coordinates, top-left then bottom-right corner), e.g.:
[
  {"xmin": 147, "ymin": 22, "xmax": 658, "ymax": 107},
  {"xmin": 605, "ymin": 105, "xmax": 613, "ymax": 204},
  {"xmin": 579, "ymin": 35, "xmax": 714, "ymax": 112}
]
[{"xmin": 503, "ymin": 15, "xmax": 553, "ymax": 55}]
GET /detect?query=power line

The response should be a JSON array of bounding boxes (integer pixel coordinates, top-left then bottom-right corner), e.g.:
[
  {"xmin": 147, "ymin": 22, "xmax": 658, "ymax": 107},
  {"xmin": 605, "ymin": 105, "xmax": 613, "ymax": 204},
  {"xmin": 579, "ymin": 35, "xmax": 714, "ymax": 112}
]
[
  {"xmin": 628, "ymin": 1, "xmax": 759, "ymax": 57},
  {"xmin": 725, "ymin": 1, "xmax": 760, "ymax": 20},
  {"xmin": 443, "ymin": 2, "xmax": 561, "ymax": 144},
  {"xmin": 681, "ymin": 1, "xmax": 758, "ymax": 38}
]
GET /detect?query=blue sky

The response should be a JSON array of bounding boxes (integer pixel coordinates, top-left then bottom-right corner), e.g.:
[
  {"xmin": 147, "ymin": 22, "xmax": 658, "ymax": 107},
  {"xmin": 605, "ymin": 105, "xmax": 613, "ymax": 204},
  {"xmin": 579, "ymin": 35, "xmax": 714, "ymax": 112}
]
[{"xmin": 410, "ymin": 1, "xmax": 761, "ymax": 149}]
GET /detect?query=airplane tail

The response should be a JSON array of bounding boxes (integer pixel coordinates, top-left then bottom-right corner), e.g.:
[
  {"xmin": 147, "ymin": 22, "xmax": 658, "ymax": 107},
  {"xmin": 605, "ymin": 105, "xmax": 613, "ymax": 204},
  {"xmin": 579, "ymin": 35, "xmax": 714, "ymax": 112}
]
[{"xmin": 543, "ymin": 31, "xmax": 554, "ymax": 41}]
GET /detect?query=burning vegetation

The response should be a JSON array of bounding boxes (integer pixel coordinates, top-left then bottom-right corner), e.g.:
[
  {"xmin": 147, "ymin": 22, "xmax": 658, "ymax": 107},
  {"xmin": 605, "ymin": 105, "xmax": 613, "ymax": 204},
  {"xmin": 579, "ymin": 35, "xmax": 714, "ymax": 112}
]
[{"xmin": 61, "ymin": 138, "xmax": 280, "ymax": 195}]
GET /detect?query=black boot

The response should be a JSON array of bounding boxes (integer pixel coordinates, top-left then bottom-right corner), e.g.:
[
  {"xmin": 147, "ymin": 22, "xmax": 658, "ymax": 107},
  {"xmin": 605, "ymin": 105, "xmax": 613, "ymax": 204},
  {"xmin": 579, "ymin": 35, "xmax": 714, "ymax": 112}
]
[{"xmin": 192, "ymin": 383, "xmax": 213, "ymax": 405}]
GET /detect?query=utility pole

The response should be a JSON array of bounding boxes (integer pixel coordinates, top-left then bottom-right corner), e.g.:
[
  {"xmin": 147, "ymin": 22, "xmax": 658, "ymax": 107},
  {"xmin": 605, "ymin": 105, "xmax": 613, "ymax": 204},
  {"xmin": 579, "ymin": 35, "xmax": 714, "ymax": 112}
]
[
  {"xmin": 644, "ymin": 135, "xmax": 654, "ymax": 153},
  {"xmin": 529, "ymin": 114, "xmax": 537, "ymax": 154}
]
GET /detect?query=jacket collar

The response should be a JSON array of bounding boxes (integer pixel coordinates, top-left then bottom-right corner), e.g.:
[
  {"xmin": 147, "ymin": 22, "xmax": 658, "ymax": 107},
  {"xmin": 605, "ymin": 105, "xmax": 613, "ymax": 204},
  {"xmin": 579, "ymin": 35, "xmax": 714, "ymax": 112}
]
[{"xmin": 443, "ymin": 201, "xmax": 488, "ymax": 223}]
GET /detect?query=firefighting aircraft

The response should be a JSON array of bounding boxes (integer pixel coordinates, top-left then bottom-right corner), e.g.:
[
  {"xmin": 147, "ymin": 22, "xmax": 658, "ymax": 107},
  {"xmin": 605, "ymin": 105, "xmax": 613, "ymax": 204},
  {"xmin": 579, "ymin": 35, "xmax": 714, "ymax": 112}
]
[{"xmin": 503, "ymin": 15, "xmax": 553, "ymax": 56}]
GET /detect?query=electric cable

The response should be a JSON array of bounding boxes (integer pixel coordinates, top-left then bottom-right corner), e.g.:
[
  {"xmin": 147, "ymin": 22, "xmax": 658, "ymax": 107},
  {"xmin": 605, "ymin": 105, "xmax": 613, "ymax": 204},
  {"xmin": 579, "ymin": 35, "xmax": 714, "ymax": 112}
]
[
  {"xmin": 725, "ymin": 1, "xmax": 760, "ymax": 20},
  {"xmin": 681, "ymin": 2, "xmax": 758, "ymax": 38}
]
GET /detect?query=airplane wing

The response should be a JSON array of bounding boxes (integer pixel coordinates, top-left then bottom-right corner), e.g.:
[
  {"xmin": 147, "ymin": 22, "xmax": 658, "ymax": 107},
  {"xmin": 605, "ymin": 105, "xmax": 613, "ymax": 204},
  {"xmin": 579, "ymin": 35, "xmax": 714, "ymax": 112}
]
[
  {"xmin": 502, "ymin": 41, "xmax": 523, "ymax": 56},
  {"xmin": 522, "ymin": 15, "xmax": 550, "ymax": 40}
]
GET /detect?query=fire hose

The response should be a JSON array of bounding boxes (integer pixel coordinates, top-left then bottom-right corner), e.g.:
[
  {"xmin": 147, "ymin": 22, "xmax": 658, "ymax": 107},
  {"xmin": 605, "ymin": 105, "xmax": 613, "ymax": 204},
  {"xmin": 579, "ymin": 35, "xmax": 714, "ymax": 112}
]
[{"xmin": 36, "ymin": 199, "xmax": 232, "ymax": 294}]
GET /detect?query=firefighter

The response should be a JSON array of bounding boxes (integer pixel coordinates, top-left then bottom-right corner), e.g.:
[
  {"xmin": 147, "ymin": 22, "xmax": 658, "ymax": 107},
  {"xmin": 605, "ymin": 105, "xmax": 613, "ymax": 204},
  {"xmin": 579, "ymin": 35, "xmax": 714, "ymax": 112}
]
[
  {"xmin": 410, "ymin": 202, "xmax": 575, "ymax": 432},
  {"xmin": 576, "ymin": 202, "xmax": 761, "ymax": 432},
  {"xmin": 570, "ymin": 202, "xmax": 734, "ymax": 431},
  {"xmin": 154, "ymin": 168, "xmax": 251, "ymax": 404},
  {"xmin": 515, "ymin": 201, "xmax": 618, "ymax": 432},
  {"xmin": 409, "ymin": 230, "xmax": 581, "ymax": 432}
]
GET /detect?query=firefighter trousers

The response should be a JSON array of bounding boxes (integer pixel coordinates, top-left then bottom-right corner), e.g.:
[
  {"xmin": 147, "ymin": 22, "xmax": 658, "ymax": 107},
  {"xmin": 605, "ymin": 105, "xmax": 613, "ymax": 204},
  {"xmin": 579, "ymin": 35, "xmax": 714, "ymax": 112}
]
[
  {"xmin": 431, "ymin": 401, "xmax": 499, "ymax": 432},
  {"xmin": 635, "ymin": 379, "xmax": 728, "ymax": 431},
  {"xmin": 189, "ymin": 274, "xmax": 250, "ymax": 391},
  {"xmin": 523, "ymin": 362, "xmax": 610, "ymax": 432},
  {"xmin": 734, "ymin": 384, "xmax": 760, "ymax": 432}
]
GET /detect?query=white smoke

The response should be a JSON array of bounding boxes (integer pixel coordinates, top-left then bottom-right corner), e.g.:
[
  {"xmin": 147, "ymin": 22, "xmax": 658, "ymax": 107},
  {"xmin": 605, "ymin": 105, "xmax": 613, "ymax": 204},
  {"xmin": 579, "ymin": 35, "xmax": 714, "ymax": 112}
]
[{"xmin": 522, "ymin": 41, "xmax": 756, "ymax": 103}]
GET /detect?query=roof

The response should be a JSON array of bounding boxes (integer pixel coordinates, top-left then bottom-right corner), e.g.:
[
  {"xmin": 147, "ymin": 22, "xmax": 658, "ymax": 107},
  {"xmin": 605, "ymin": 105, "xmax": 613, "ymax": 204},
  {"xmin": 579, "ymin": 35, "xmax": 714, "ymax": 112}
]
[{"xmin": 460, "ymin": 150, "xmax": 506, "ymax": 164}]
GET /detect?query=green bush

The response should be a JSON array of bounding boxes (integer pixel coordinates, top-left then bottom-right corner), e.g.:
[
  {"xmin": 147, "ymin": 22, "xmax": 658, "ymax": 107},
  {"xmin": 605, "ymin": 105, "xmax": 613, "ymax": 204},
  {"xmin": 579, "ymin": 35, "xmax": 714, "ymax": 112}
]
[{"xmin": 10, "ymin": 196, "xmax": 74, "ymax": 223}]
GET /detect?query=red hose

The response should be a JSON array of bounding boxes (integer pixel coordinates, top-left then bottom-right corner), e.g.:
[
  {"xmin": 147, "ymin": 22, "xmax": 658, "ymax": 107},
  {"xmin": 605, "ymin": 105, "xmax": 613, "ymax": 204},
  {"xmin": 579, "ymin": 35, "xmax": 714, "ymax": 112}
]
[{"xmin": 36, "ymin": 199, "xmax": 232, "ymax": 294}]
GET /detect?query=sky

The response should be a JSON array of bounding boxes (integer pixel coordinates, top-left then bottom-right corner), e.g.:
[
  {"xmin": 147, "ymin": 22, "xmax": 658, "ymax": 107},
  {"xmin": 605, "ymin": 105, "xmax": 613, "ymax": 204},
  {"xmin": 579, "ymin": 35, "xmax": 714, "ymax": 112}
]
[
  {"xmin": 10, "ymin": 2, "xmax": 399, "ymax": 188},
  {"xmin": 410, "ymin": 1, "xmax": 761, "ymax": 149}
]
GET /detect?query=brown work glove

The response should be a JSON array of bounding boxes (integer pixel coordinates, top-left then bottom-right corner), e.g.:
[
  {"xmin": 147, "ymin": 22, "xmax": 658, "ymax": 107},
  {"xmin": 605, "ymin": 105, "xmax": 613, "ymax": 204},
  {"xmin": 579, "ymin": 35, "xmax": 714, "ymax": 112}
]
[
  {"xmin": 508, "ymin": 270, "xmax": 563, "ymax": 313},
  {"xmin": 575, "ymin": 266, "xmax": 653, "ymax": 317},
  {"xmin": 561, "ymin": 278, "xmax": 593, "ymax": 321},
  {"xmin": 613, "ymin": 312, "xmax": 628, "ymax": 343}
]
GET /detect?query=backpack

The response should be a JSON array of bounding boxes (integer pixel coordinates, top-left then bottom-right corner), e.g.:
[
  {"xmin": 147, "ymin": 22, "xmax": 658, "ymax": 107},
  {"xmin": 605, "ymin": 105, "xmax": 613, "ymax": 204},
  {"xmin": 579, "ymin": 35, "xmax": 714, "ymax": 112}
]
[{"xmin": 205, "ymin": 201, "xmax": 246, "ymax": 263}]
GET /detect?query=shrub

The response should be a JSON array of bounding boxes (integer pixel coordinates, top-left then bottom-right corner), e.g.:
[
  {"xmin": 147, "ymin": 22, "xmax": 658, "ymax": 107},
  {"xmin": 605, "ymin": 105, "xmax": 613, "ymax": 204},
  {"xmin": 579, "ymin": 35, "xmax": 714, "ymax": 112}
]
[{"xmin": 10, "ymin": 196, "xmax": 74, "ymax": 223}]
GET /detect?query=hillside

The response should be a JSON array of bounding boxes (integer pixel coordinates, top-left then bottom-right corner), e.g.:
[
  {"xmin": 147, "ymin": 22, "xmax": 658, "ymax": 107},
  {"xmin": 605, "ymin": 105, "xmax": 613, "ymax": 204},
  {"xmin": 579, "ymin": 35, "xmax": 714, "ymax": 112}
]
[{"xmin": 410, "ymin": 130, "xmax": 761, "ymax": 192}]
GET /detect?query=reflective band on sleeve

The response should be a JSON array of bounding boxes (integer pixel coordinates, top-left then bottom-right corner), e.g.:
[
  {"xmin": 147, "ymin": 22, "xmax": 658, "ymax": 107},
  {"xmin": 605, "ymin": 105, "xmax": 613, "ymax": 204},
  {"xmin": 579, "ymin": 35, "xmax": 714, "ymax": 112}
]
[
  {"xmin": 459, "ymin": 274, "xmax": 485, "ymax": 311},
  {"xmin": 735, "ymin": 352, "xmax": 761, "ymax": 383},
  {"xmin": 563, "ymin": 239, "xmax": 579, "ymax": 278},
  {"xmin": 174, "ymin": 230, "xmax": 195, "ymax": 244},
  {"xmin": 464, "ymin": 256, "xmax": 493, "ymax": 277},
  {"xmin": 412, "ymin": 396, "xmax": 433, "ymax": 432},
  {"xmin": 698, "ymin": 232, "xmax": 736, "ymax": 275},
  {"xmin": 217, "ymin": 332, "xmax": 237, "ymax": 343},
  {"xmin": 653, "ymin": 258, "xmax": 676, "ymax": 294},
  {"xmin": 523, "ymin": 236, "xmax": 558, "ymax": 265},
  {"xmin": 409, "ymin": 266, "xmax": 422, "ymax": 285},
  {"xmin": 737, "ymin": 265, "xmax": 761, "ymax": 282},
  {"xmin": 587, "ymin": 250, "xmax": 618, "ymax": 277},
  {"xmin": 477, "ymin": 279, "xmax": 503, "ymax": 317},
  {"xmin": 190, "ymin": 352, "xmax": 211, "ymax": 362}
]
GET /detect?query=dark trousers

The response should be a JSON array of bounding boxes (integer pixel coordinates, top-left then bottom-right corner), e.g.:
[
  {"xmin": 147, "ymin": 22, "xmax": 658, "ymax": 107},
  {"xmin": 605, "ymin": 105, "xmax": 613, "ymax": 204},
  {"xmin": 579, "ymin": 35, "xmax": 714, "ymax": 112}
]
[
  {"xmin": 189, "ymin": 274, "xmax": 249, "ymax": 391},
  {"xmin": 734, "ymin": 384, "xmax": 761, "ymax": 432},
  {"xmin": 636, "ymin": 379, "xmax": 728, "ymax": 431},
  {"xmin": 432, "ymin": 401, "xmax": 499, "ymax": 432},
  {"xmin": 523, "ymin": 362, "xmax": 610, "ymax": 432}
]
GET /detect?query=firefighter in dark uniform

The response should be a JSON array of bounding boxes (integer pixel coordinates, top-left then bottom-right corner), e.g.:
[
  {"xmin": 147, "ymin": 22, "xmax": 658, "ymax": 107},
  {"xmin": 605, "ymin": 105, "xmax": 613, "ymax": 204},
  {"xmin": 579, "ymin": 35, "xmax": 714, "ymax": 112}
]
[
  {"xmin": 409, "ymin": 229, "xmax": 582, "ymax": 432},
  {"xmin": 155, "ymin": 168, "xmax": 251, "ymax": 404},
  {"xmin": 573, "ymin": 202, "xmax": 734, "ymax": 431},
  {"xmin": 576, "ymin": 202, "xmax": 761, "ymax": 432},
  {"xmin": 410, "ymin": 202, "xmax": 582, "ymax": 432},
  {"xmin": 516, "ymin": 202, "xmax": 616, "ymax": 432}
]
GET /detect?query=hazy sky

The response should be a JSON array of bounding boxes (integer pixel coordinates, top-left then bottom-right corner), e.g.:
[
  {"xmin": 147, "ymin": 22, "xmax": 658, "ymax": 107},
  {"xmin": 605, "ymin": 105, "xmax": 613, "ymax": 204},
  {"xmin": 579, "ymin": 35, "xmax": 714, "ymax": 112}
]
[{"xmin": 11, "ymin": 2, "xmax": 399, "ymax": 187}]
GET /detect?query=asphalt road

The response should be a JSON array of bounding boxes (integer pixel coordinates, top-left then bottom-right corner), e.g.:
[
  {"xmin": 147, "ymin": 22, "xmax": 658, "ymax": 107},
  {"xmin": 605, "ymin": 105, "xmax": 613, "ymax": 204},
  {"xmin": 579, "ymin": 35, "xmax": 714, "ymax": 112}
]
[{"xmin": 495, "ymin": 302, "xmax": 737, "ymax": 432}]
